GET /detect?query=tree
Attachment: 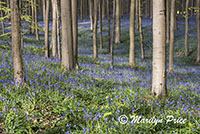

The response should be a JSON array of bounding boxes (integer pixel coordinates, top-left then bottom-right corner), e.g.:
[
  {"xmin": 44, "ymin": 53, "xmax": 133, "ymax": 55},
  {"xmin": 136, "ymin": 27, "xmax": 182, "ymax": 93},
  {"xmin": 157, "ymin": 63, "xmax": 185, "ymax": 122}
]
[
  {"xmin": 11, "ymin": 0, "xmax": 26, "ymax": 85},
  {"xmin": 34, "ymin": 0, "xmax": 39, "ymax": 41},
  {"xmin": 136, "ymin": 0, "xmax": 139, "ymax": 29},
  {"xmin": 42, "ymin": 0, "xmax": 45, "ymax": 29},
  {"xmin": 45, "ymin": 0, "xmax": 50, "ymax": 57},
  {"xmin": 72, "ymin": 0, "xmax": 78, "ymax": 66},
  {"xmin": 169, "ymin": 0, "xmax": 175, "ymax": 73},
  {"xmin": 28, "ymin": 1, "xmax": 32, "ymax": 34},
  {"xmin": 99, "ymin": 0, "xmax": 103, "ymax": 50},
  {"xmin": 61, "ymin": 0, "xmax": 74, "ymax": 70},
  {"xmin": 31, "ymin": 0, "xmax": 35, "ymax": 34},
  {"xmin": 56, "ymin": 0, "xmax": 61, "ymax": 59},
  {"xmin": 89, "ymin": 0, "xmax": 94, "ymax": 30},
  {"xmin": 0, "ymin": 0, "xmax": 5, "ymax": 34},
  {"xmin": 52, "ymin": 0, "xmax": 58, "ymax": 57},
  {"xmin": 139, "ymin": 0, "xmax": 144, "ymax": 59},
  {"xmin": 196, "ymin": 0, "xmax": 200, "ymax": 63},
  {"xmin": 129, "ymin": 0, "xmax": 135, "ymax": 68},
  {"xmin": 93, "ymin": 0, "xmax": 98, "ymax": 58},
  {"xmin": 166, "ymin": 0, "xmax": 170, "ymax": 44},
  {"xmin": 102, "ymin": 0, "xmax": 106, "ymax": 19},
  {"xmin": 110, "ymin": 0, "xmax": 116, "ymax": 69},
  {"xmin": 151, "ymin": 0, "xmax": 167, "ymax": 97},
  {"xmin": 115, "ymin": 0, "xmax": 121, "ymax": 43},
  {"xmin": 107, "ymin": 0, "xmax": 111, "ymax": 54},
  {"xmin": 184, "ymin": 0, "xmax": 189, "ymax": 56}
]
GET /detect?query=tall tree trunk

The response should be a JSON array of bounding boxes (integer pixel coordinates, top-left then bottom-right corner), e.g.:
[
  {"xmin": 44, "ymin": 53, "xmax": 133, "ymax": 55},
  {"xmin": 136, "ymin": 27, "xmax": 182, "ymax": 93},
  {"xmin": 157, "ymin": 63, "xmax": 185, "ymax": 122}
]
[
  {"xmin": 52, "ymin": 0, "xmax": 57, "ymax": 57},
  {"xmin": 61, "ymin": 0, "xmax": 74, "ymax": 70},
  {"xmin": 35, "ymin": 0, "xmax": 39, "ymax": 41},
  {"xmin": 110, "ymin": 0, "xmax": 116, "ymax": 69},
  {"xmin": 150, "ymin": 0, "xmax": 153, "ymax": 19},
  {"xmin": 11, "ymin": 0, "xmax": 26, "ymax": 85},
  {"xmin": 45, "ymin": 0, "xmax": 50, "ymax": 57},
  {"xmin": 93, "ymin": 0, "xmax": 98, "ymax": 58},
  {"xmin": 89, "ymin": 0, "xmax": 94, "ymax": 30},
  {"xmin": 151, "ymin": 0, "xmax": 167, "ymax": 97},
  {"xmin": 166, "ymin": 0, "xmax": 170, "ymax": 44},
  {"xmin": 0, "ymin": 0, "xmax": 5, "ymax": 34},
  {"xmin": 139, "ymin": 0, "xmax": 144, "ymax": 59},
  {"xmin": 169, "ymin": 0, "xmax": 175, "ymax": 73},
  {"xmin": 129, "ymin": 0, "xmax": 135, "ymax": 68},
  {"xmin": 72, "ymin": 0, "xmax": 78, "ymax": 66},
  {"xmin": 56, "ymin": 0, "xmax": 61, "ymax": 59},
  {"xmin": 80, "ymin": 0, "xmax": 83, "ymax": 20},
  {"xmin": 28, "ymin": 2, "xmax": 32, "ymax": 34},
  {"xmin": 136, "ymin": 0, "xmax": 139, "ymax": 29},
  {"xmin": 120, "ymin": 0, "xmax": 123, "ymax": 17},
  {"xmin": 42, "ymin": 0, "xmax": 46, "ymax": 30},
  {"xmin": 174, "ymin": 1, "xmax": 178, "ymax": 30},
  {"xmin": 99, "ymin": 0, "xmax": 103, "ymax": 50},
  {"xmin": 196, "ymin": 0, "xmax": 200, "ymax": 63},
  {"xmin": 107, "ymin": 0, "xmax": 111, "ymax": 53},
  {"xmin": 102, "ymin": 0, "xmax": 106, "ymax": 19},
  {"xmin": 115, "ymin": 0, "xmax": 121, "ymax": 43},
  {"xmin": 145, "ymin": 0, "xmax": 149, "ymax": 17},
  {"xmin": 31, "ymin": 0, "xmax": 35, "ymax": 34},
  {"xmin": 6, "ymin": 0, "xmax": 10, "ymax": 20},
  {"xmin": 190, "ymin": 0, "xmax": 193, "ymax": 16},
  {"xmin": 184, "ymin": 0, "xmax": 189, "ymax": 56}
]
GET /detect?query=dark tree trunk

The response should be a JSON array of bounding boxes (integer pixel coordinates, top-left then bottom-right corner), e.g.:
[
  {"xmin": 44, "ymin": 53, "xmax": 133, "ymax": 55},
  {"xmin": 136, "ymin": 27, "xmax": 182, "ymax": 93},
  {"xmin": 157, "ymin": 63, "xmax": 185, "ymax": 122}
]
[{"xmin": 107, "ymin": 0, "xmax": 111, "ymax": 53}]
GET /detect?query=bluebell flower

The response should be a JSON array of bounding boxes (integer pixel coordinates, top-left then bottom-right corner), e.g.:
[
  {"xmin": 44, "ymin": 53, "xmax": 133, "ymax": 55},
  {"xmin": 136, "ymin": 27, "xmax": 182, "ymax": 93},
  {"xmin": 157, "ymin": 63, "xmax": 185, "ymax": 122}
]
[
  {"xmin": 83, "ymin": 128, "xmax": 87, "ymax": 133},
  {"xmin": 65, "ymin": 130, "xmax": 71, "ymax": 134}
]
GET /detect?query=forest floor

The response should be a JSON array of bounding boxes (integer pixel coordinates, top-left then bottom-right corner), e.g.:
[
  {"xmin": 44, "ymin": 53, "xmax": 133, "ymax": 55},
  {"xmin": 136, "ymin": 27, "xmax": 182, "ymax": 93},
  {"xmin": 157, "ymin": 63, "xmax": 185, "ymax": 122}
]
[{"xmin": 0, "ymin": 15, "xmax": 200, "ymax": 133}]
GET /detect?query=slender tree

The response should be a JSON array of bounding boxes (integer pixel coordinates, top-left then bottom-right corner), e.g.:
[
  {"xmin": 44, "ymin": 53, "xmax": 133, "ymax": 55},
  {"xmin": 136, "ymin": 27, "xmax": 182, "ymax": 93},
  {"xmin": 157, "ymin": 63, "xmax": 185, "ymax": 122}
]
[
  {"xmin": 45, "ymin": 0, "xmax": 50, "ymax": 57},
  {"xmin": 102, "ymin": 0, "xmax": 106, "ymax": 19},
  {"xmin": 80, "ymin": 0, "xmax": 83, "ymax": 20},
  {"xmin": 52, "ymin": 0, "xmax": 58, "ymax": 57},
  {"xmin": 190, "ymin": 0, "xmax": 194, "ymax": 16},
  {"xmin": 93, "ymin": 0, "xmax": 98, "ymax": 58},
  {"xmin": 169, "ymin": 0, "xmax": 175, "ymax": 73},
  {"xmin": 129, "ymin": 0, "xmax": 135, "ymax": 68},
  {"xmin": 31, "ymin": 0, "xmax": 35, "ymax": 34},
  {"xmin": 150, "ymin": 0, "xmax": 153, "ymax": 19},
  {"xmin": 99, "ymin": 0, "xmax": 103, "ymax": 50},
  {"xmin": 139, "ymin": 0, "xmax": 144, "ymax": 59},
  {"xmin": 61, "ymin": 0, "xmax": 74, "ymax": 70},
  {"xmin": 166, "ymin": 0, "xmax": 170, "ymax": 44},
  {"xmin": 136, "ymin": 0, "xmax": 139, "ymax": 29},
  {"xmin": 28, "ymin": 1, "xmax": 32, "ymax": 34},
  {"xmin": 42, "ymin": 0, "xmax": 46, "ymax": 28},
  {"xmin": 184, "ymin": 0, "xmax": 189, "ymax": 56},
  {"xmin": 151, "ymin": 0, "xmax": 167, "ymax": 97},
  {"xmin": 11, "ymin": 0, "xmax": 26, "ymax": 85},
  {"xmin": 56, "ymin": 0, "xmax": 61, "ymax": 59},
  {"xmin": 72, "ymin": 0, "xmax": 78, "ymax": 66},
  {"xmin": 115, "ymin": 0, "xmax": 121, "ymax": 43},
  {"xmin": 196, "ymin": 0, "xmax": 200, "ymax": 63},
  {"xmin": 0, "ymin": 0, "xmax": 5, "ymax": 34},
  {"xmin": 34, "ymin": 0, "xmax": 39, "ymax": 41},
  {"xmin": 89, "ymin": 0, "xmax": 94, "ymax": 30},
  {"xmin": 107, "ymin": 0, "xmax": 111, "ymax": 53},
  {"xmin": 111, "ymin": 0, "xmax": 116, "ymax": 69}
]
